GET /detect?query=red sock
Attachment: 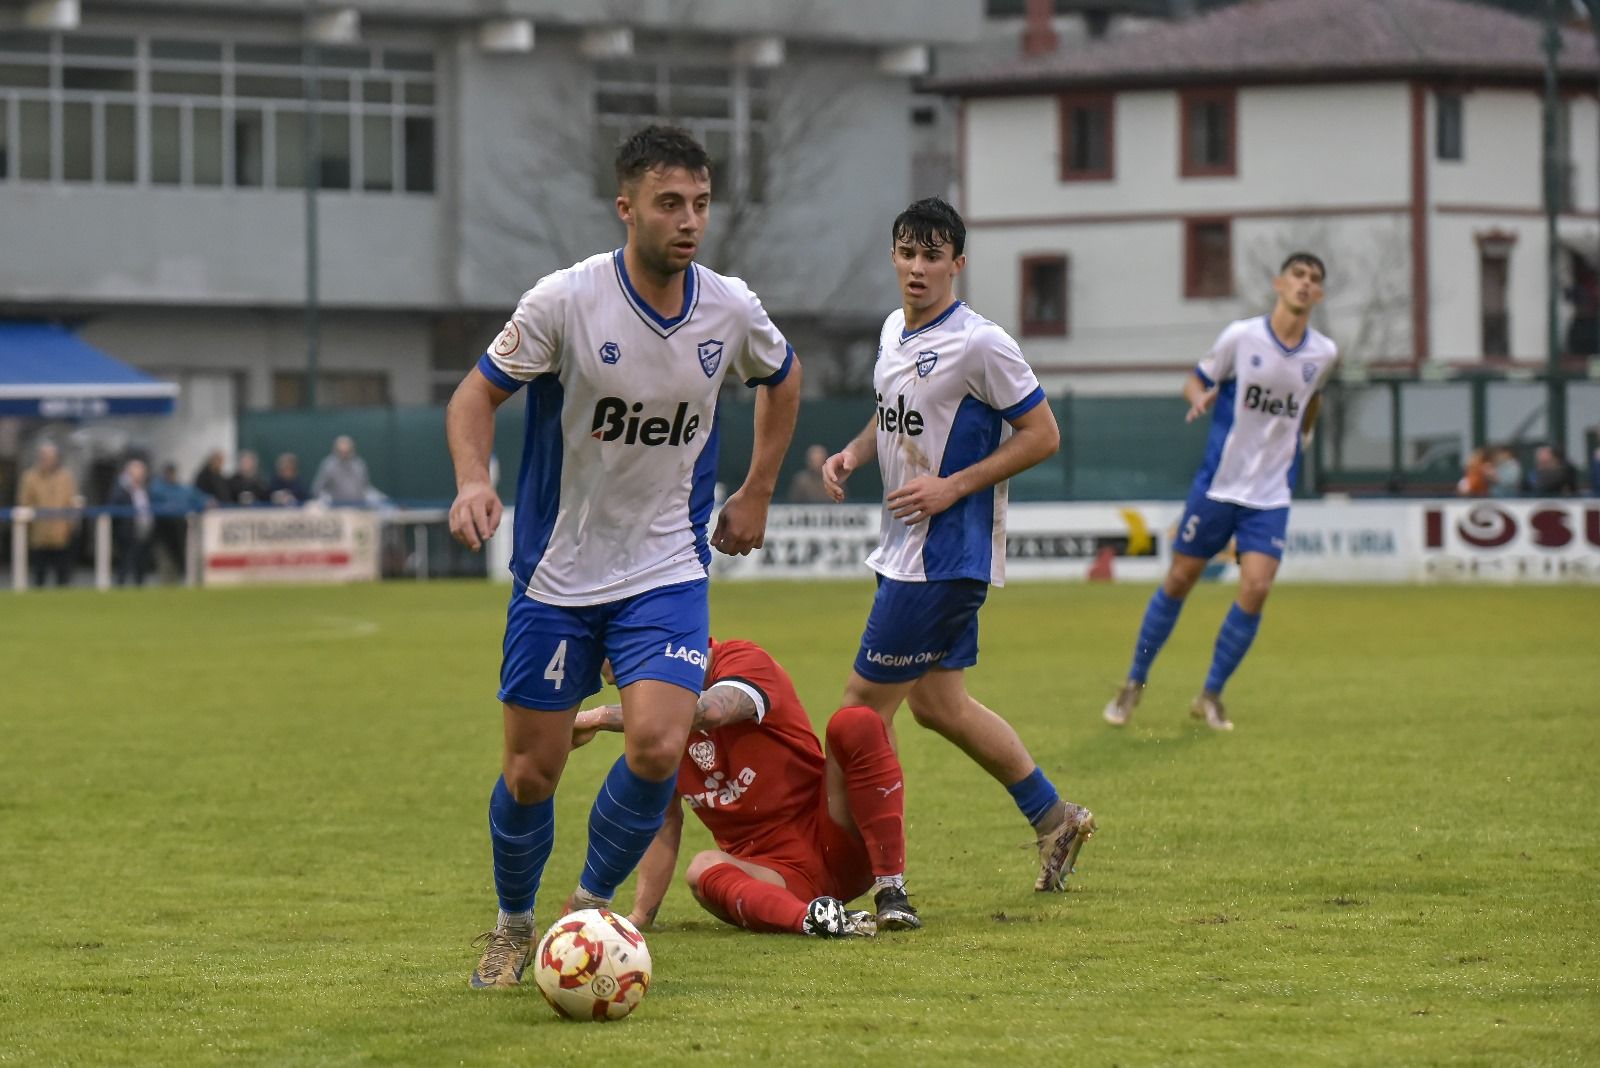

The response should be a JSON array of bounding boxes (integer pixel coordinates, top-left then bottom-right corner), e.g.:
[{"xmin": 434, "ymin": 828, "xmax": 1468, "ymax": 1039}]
[
  {"xmin": 825, "ymin": 705, "xmax": 907, "ymax": 877},
  {"xmin": 695, "ymin": 863, "xmax": 808, "ymax": 934}
]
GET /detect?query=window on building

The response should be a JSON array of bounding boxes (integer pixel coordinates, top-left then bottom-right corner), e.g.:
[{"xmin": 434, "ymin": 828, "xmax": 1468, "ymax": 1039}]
[
  {"xmin": 1020, "ymin": 255, "xmax": 1069, "ymax": 337},
  {"xmin": 1478, "ymin": 233, "xmax": 1514, "ymax": 359},
  {"xmin": 1435, "ymin": 91, "xmax": 1463, "ymax": 161},
  {"xmin": 594, "ymin": 61, "xmax": 768, "ymax": 202},
  {"xmin": 0, "ymin": 31, "xmax": 436, "ymax": 193},
  {"xmin": 1185, "ymin": 218, "xmax": 1233, "ymax": 299},
  {"xmin": 1058, "ymin": 93, "xmax": 1113, "ymax": 181},
  {"xmin": 1180, "ymin": 87, "xmax": 1235, "ymax": 177}
]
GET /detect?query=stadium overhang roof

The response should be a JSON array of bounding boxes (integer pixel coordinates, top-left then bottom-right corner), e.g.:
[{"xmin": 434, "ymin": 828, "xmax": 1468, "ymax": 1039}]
[{"xmin": 0, "ymin": 321, "xmax": 178, "ymax": 417}]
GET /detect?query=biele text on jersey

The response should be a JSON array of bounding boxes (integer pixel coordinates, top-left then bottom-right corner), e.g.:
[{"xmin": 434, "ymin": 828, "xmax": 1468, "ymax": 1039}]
[
  {"xmin": 1192, "ymin": 315, "xmax": 1339, "ymax": 511},
  {"xmin": 478, "ymin": 250, "xmax": 793, "ymax": 606},
  {"xmin": 866, "ymin": 301, "xmax": 1045, "ymax": 586}
]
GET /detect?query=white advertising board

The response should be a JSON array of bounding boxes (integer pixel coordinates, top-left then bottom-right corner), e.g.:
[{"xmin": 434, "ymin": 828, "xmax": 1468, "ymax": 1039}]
[{"xmin": 201, "ymin": 508, "xmax": 380, "ymax": 586}]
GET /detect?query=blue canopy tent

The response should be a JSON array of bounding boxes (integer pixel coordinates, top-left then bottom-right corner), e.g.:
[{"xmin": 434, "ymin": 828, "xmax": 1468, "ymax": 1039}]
[{"xmin": 0, "ymin": 321, "xmax": 178, "ymax": 417}]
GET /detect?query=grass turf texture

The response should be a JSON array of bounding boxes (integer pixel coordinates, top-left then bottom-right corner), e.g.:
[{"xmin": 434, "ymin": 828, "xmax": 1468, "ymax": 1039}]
[{"xmin": 1, "ymin": 580, "xmax": 1596, "ymax": 1066}]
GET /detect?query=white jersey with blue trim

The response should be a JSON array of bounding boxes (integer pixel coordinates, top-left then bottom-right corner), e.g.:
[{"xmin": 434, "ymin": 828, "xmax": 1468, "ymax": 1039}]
[
  {"xmin": 478, "ymin": 249, "xmax": 793, "ymax": 606},
  {"xmin": 865, "ymin": 300, "xmax": 1045, "ymax": 586},
  {"xmin": 1192, "ymin": 315, "xmax": 1339, "ymax": 510}
]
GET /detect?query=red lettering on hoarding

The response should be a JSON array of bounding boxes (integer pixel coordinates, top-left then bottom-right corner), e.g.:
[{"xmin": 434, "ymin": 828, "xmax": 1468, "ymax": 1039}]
[
  {"xmin": 1457, "ymin": 504, "xmax": 1516, "ymax": 548},
  {"xmin": 208, "ymin": 551, "xmax": 353, "ymax": 569},
  {"xmin": 1529, "ymin": 508, "xmax": 1572, "ymax": 548},
  {"xmin": 1424, "ymin": 508, "xmax": 1443, "ymax": 549}
]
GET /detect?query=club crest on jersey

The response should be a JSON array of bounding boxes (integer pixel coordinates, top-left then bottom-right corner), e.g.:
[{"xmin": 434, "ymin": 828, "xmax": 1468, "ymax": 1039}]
[
  {"xmin": 697, "ymin": 339, "xmax": 724, "ymax": 378},
  {"xmin": 916, "ymin": 350, "xmax": 939, "ymax": 377},
  {"xmin": 1250, "ymin": 354, "xmax": 1262, "ymax": 368},
  {"xmin": 1301, "ymin": 362, "xmax": 1317, "ymax": 384},
  {"xmin": 688, "ymin": 738, "xmax": 717, "ymax": 772},
  {"xmin": 599, "ymin": 341, "xmax": 621, "ymax": 365}
]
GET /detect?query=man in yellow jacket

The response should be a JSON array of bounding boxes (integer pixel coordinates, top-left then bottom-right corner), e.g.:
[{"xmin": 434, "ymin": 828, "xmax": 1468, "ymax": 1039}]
[{"xmin": 17, "ymin": 442, "xmax": 82, "ymax": 587}]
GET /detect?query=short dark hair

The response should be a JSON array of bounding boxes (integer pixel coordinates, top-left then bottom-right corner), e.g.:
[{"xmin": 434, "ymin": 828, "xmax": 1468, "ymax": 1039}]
[
  {"xmin": 1280, "ymin": 251, "xmax": 1326, "ymax": 281},
  {"xmin": 614, "ymin": 124, "xmax": 712, "ymax": 189},
  {"xmin": 892, "ymin": 197, "xmax": 966, "ymax": 257}
]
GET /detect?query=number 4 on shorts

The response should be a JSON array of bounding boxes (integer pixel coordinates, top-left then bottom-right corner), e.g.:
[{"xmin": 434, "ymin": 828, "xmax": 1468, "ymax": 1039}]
[{"xmin": 544, "ymin": 640, "xmax": 567, "ymax": 690}]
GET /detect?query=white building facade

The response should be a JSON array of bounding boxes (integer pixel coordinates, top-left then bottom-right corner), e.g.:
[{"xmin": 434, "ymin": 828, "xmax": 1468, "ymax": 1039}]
[{"xmin": 932, "ymin": 0, "xmax": 1600, "ymax": 405}]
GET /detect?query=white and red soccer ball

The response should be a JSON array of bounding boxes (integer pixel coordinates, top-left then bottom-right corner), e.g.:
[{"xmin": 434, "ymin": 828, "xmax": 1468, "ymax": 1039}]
[{"xmin": 532, "ymin": 908, "xmax": 652, "ymax": 1022}]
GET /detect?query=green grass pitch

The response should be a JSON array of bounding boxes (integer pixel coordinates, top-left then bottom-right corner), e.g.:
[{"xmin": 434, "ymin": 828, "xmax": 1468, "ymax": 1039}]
[{"xmin": 2, "ymin": 579, "xmax": 1596, "ymax": 1066}]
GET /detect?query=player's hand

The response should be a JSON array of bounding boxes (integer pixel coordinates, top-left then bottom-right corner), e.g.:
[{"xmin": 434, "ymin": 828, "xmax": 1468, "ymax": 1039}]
[
  {"xmin": 712, "ymin": 488, "xmax": 769, "ymax": 556},
  {"xmin": 448, "ymin": 480, "xmax": 502, "ymax": 550},
  {"xmin": 821, "ymin": 450, "xmax": 856, "ymax": 503},
  {"xmin": 1186, "ymin": 389, "xmax": 1217, "ymax": 423},
  {"xmin": 571, "ymin": 706, "xmax": 616, "ymax": 749},
  {"xmin": 887, "ymin": 475, "xmax": 960, "ymax": 525}
]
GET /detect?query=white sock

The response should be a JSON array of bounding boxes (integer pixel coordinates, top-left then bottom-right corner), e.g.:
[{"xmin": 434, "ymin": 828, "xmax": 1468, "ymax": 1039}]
[
  {"xmin": 569, "ymin": 885, "xmax": 613, "ymax": 910},
  {"xmin": 498, "ymin": 908, "xmax": 533, "ymax": 930},
  {"xmin": 871, "ymin": 874, "xmax": 905, "ymax": 895}
]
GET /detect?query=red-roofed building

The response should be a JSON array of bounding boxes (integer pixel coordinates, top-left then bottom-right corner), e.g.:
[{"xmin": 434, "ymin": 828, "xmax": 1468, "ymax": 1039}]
[{"xmin": 927, "ymin": 0, "xmax": 1600, "ymax": 392}]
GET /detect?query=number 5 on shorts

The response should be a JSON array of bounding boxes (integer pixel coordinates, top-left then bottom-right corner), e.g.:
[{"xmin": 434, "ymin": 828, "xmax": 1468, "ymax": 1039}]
[
  {"xmin": 544, "ymin": 639, "xmax": 567, "ymax": 690},
  {"xmin": 1182, "ymin": 514, "xmax": 1200, "ymax": 542}
]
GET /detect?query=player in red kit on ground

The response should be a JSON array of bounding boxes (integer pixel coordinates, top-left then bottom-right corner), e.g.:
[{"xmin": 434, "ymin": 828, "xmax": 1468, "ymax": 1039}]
[{"xmin": 570, "ymin": 638, "xmax": 915, "ymax": 937}]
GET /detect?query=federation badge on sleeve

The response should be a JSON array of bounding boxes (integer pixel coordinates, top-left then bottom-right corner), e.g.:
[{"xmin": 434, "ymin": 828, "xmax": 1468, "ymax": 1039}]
[
  {"xmin": 493, "ymin": 321, "xmax": 521, "ymax": 357},
  {"xmin": 697, "ymin": 339, "xmax": 724, "ymax": 378}
]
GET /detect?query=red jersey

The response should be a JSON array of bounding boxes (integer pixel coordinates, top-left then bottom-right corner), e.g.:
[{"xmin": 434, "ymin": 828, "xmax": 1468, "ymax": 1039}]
[{"xmin": 675, "ymin": 639, "xmax": 826, "ymax": 866}]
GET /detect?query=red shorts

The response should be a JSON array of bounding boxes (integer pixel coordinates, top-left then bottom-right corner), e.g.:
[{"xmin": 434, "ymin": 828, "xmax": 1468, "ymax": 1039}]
[{"xmin": 732, "ymin": 793, "xmax": 872, "ymax": 904}]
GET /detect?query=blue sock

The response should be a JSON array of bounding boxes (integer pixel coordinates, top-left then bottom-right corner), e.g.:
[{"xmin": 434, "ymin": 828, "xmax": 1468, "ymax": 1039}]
[
  {"xmin": 489, "ymin": 775, "xmax": 555, "ymax": 915},
  {"xmin": 1205, "ymin": 603, "xmax": 1262, "ymax": 695},
  {"xmin": 1128, "ymin": 589, "xmax": 1185, "ymax": 684},
  {"xmin": 1005, "ymin": 767, "xmax": 1061, "ymax": 827},
  {"xmin": 580, "ymin": 756, "xmax": 678, "ymax": 899}
]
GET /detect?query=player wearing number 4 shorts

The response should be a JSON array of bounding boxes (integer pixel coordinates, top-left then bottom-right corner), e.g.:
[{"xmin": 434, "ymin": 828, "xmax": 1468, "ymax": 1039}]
[
  {"xmin": 1104, "ymin": 253, "xmax": 1339, "ymax": 732},
  {"xmin": 823, "ymin": 197, "xmax": 1095, "ymax": 901},
  {"xmin": 445, "ymin": 125, "xmax": 801, "ymax": 988}
]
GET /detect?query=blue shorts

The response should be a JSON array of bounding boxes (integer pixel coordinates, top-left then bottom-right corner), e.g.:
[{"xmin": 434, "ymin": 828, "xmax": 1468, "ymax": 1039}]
[
  {"xmin": 853, "ymin": 576, "xmax": 988, "ymax": 683},
  {"xmin": 499, "ymin": 579, "xmax": 710, "ymax": 711},
  {"xmin": 1172, "ymin": 488, "xmax": 1289, "ymax": 561}
]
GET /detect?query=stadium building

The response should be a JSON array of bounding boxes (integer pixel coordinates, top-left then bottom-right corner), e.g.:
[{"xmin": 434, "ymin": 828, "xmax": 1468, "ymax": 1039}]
[{"xmin": 0, "ymin": 0, "xmax": 978, "ymax": 475}]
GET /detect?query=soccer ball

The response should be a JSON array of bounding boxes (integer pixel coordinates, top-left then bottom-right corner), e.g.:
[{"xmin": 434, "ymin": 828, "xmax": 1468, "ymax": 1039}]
[{"xmin": 532, "ymin": 908, "xmax": 652, "ymax": 1022}]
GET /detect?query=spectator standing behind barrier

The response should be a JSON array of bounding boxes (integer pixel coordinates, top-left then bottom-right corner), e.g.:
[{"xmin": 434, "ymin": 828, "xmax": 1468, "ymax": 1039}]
[
  {"xmin": 149, "ymin": 462, "xmax": 205, "ymax": 578},
  {"xmin": 784, "ymin": 444, "xmax": 833, "ymax": 504},
  {"xmin": 16, "ymin": 441, "xmax": 82, "ymax": 588},
  {"xmin": 194, "ymin": 449, "xmax": 233, "ymax": 504},
  {"xmin": 1490, "ymin": 446, "xmax": 1522, "ymax": 499},
  {"xmin": 268, "ymin": 452, "xmax": 310, "ymax": 505},
  {"xmin": 1456, "ymin": 447, "xmax": 1493, "ymax": 497},
  {"xmin": 229, "ymin": 450, "xmax": 271, "ymax": 505},
  {"xmin": 1530, "ymin": 445, "xmax": 1578, "ymax": 497},
  {"xmin": 109, "ymin": 458, "xmax": 156, "ymax": 586},
  {"xmin": 312, "ymin": 435, "xmax": 377, "ymax": 505}
]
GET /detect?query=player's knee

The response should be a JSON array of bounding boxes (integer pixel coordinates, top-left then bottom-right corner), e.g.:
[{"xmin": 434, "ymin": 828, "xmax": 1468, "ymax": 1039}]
[
  {"xmin": 624, "ymin": 740, "xmax": 682, "ymax": 782},
  {"xmin": 502, "ymin": 758, "xmax": 559, "ymax": 804},
  {"xmin": 683, "ymin": 852, "xmax": 725, "ymax": 893},
  {"xmin": 825, "ymin": 704, "xmax": 884, "ymax": 755},
  {"xmin": 1239, "ymin": 577, "xmax": 1273, "ymax": 610},
  {"xmin": 906, "ymin": 692, "xmax": 950, "ymax": 731}
]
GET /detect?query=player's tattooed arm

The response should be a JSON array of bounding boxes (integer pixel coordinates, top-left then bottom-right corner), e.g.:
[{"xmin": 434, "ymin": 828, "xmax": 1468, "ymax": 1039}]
[{"xmin": 693, "ymin": 683, "xmax": 761, "ymax": 732}]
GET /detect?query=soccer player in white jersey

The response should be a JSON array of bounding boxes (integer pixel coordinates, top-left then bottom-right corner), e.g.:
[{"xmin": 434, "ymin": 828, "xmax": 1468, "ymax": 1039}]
[
  {"xmin": 445, "ymin": 125, "xmax": 801, "ymax": 988},
  {"xmin": 822, "ymin": 198, "xmax": 1095, "ymax": 917},
  {"xmin": 1104, "ymin": 252, "xmax": 1337, "ymax": 732}
]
